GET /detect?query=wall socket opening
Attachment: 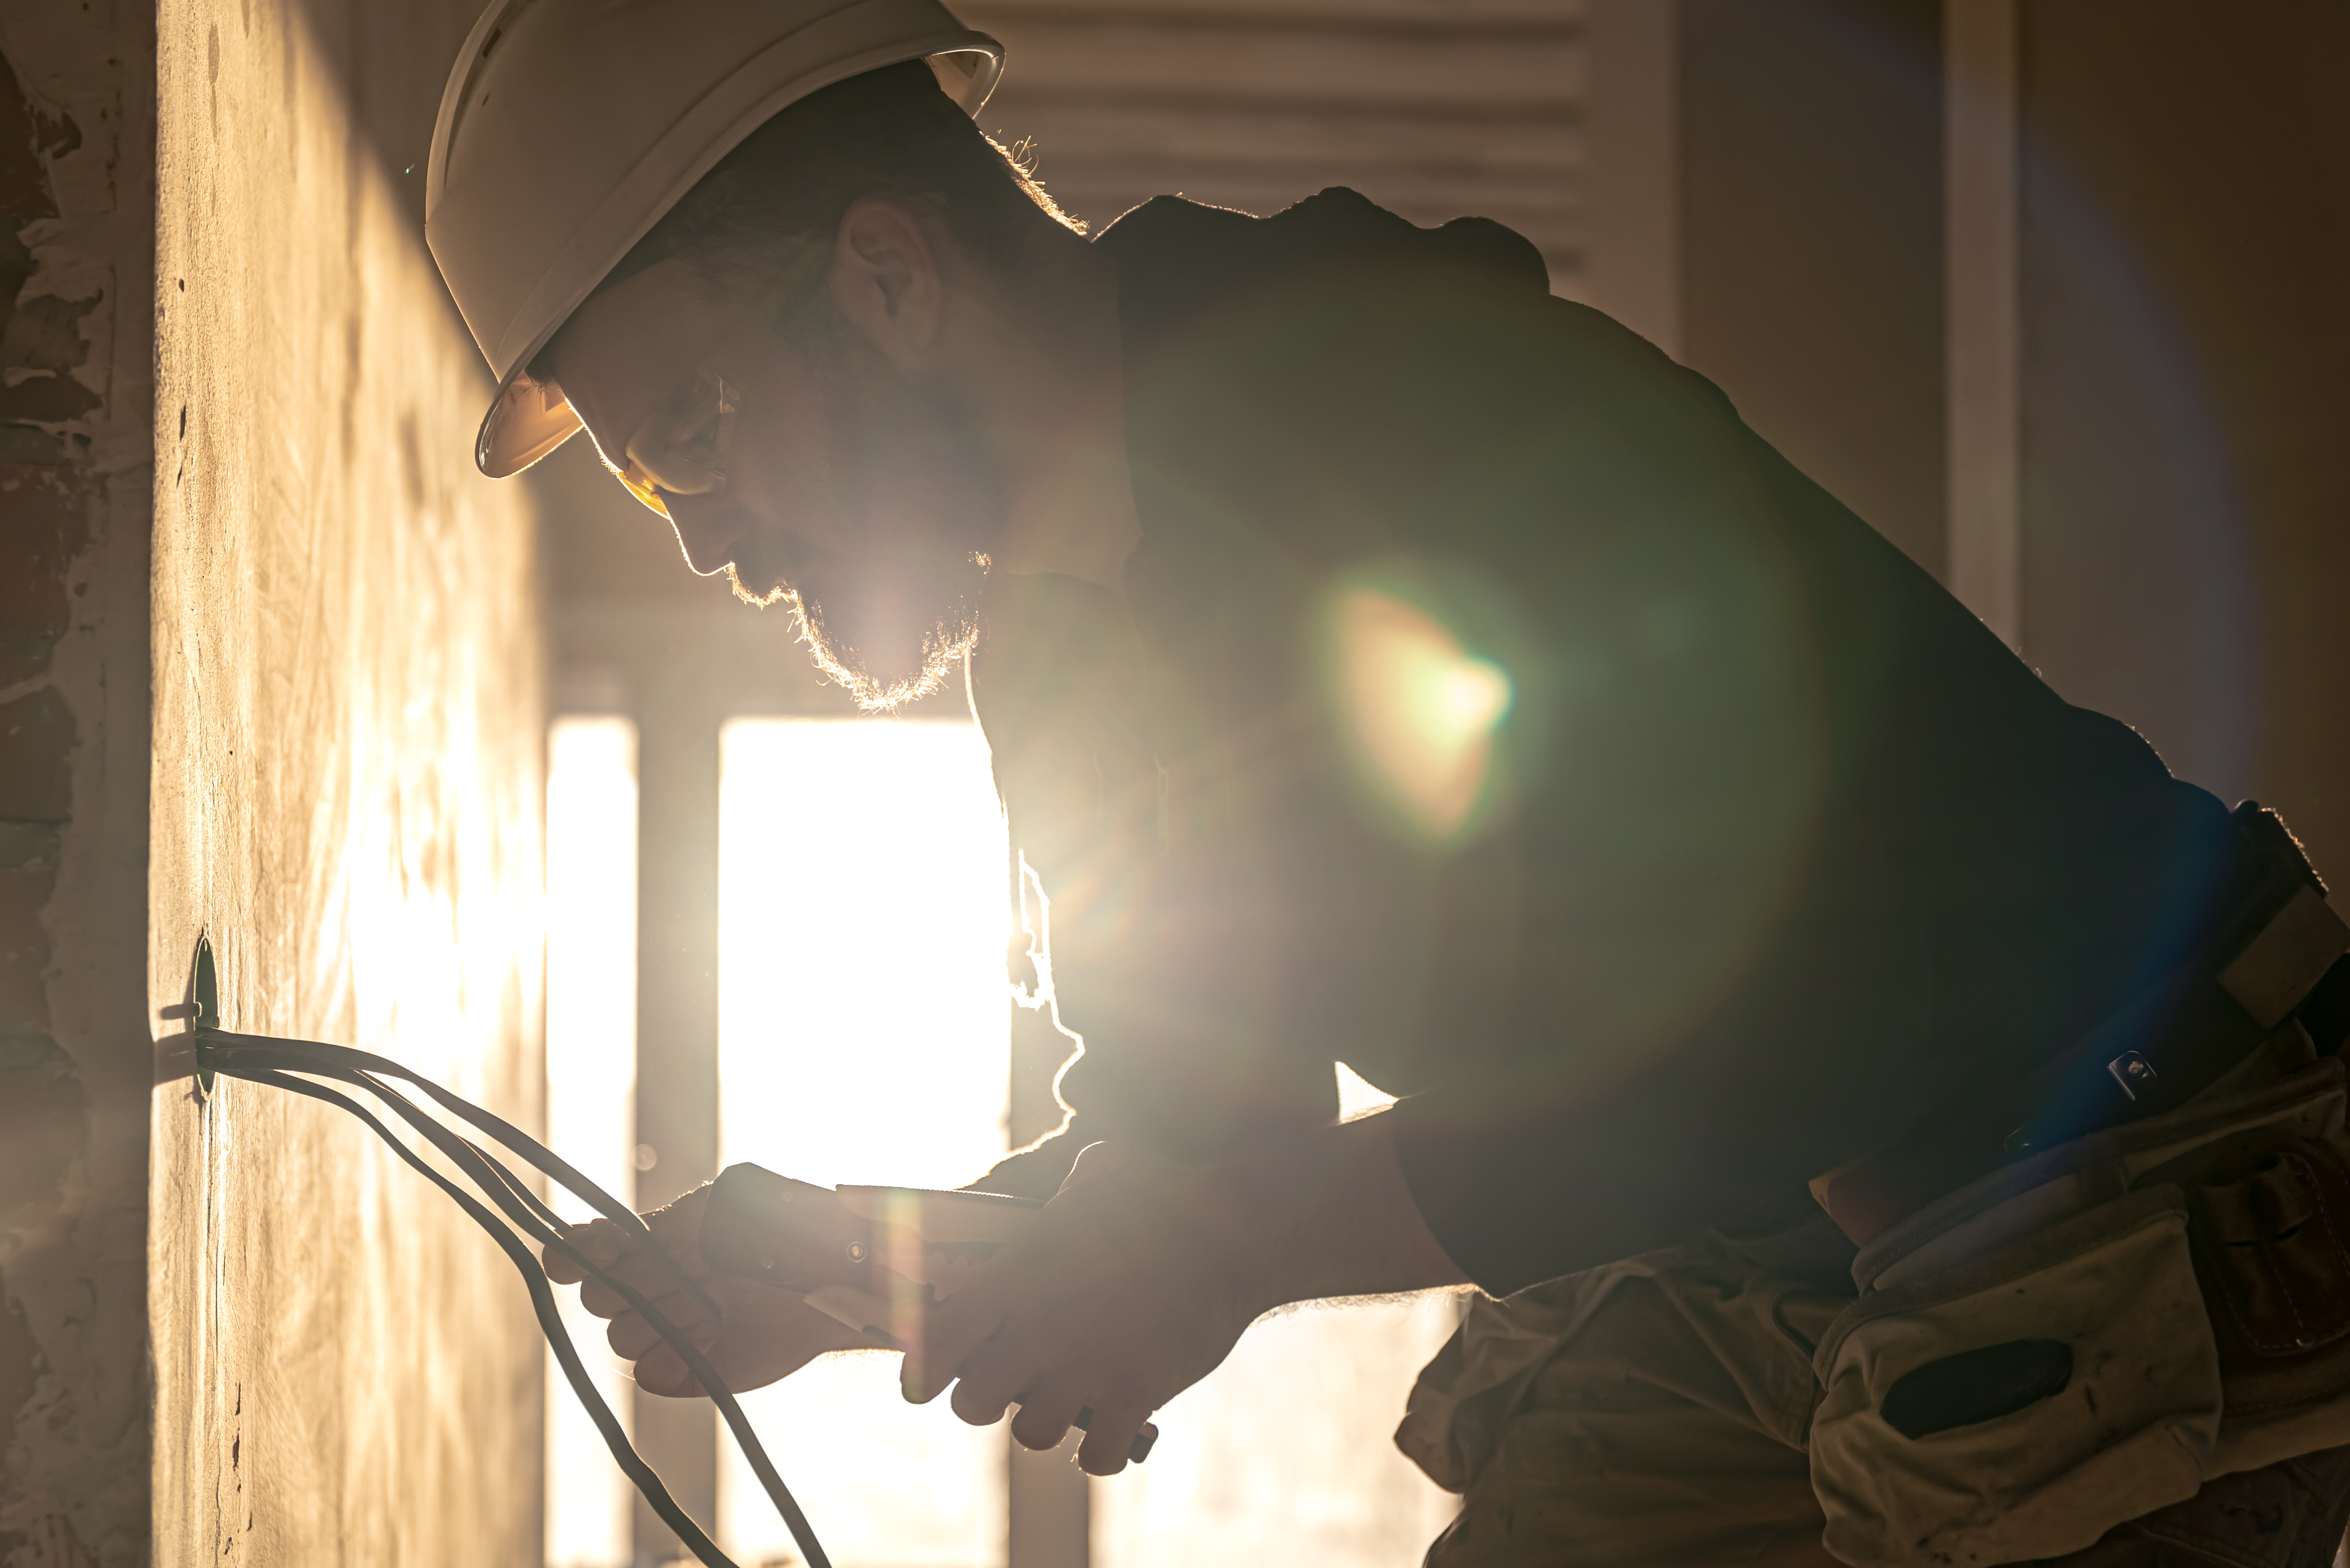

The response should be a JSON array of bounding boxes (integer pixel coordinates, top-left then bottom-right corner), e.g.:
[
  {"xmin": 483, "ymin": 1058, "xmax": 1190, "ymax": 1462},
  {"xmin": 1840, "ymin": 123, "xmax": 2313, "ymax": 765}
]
[{"xmin": 192, "ymin": 935, "xmax": 218, "ymax": 1095}]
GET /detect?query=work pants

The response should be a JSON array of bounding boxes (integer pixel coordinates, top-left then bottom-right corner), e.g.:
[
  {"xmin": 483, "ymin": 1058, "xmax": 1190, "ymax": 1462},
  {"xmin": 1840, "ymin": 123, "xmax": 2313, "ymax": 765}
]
[{"xmin": 1404, "ymin": 1218, "xmax": 2350, "ymax": 1568}]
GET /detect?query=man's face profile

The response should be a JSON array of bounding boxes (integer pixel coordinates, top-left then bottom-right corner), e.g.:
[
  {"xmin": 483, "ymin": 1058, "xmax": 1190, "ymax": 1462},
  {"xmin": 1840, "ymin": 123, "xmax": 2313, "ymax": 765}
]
[{"xmin": 550, "ymin": 232, "xmax": 1005, "ymax": 710}]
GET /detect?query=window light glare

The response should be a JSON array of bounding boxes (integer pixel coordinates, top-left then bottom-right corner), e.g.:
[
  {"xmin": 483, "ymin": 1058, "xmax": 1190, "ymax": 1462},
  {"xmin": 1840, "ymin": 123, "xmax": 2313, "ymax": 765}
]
[
  {"xmin": 543, "ymin": 715, "xmax": 640, "ymax": 1568},
  {"xmin": 1331, "ymin": 587, "xmax": 1514, "ymax": 839},
  {"xmin": 715, "ymin": 717, "xmax": 1011, "ymax": 1568}
]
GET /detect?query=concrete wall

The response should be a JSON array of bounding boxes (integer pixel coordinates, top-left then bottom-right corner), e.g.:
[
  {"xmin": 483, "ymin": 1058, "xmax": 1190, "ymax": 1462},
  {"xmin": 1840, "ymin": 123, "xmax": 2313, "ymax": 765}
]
[
  {"xmin": 0, "ymin": 4, "xmax": 157, "ymax": 1563},
  {"xmin": 147, "ymin": 0, "xmax": 546, "ymax": 1564}
]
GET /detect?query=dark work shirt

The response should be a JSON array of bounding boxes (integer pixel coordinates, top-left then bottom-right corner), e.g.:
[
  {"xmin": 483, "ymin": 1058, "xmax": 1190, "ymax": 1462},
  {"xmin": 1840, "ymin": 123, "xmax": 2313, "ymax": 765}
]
[{"xmin": 972, "ymin": 189, "xmax": 2237, "ymax": 1297}]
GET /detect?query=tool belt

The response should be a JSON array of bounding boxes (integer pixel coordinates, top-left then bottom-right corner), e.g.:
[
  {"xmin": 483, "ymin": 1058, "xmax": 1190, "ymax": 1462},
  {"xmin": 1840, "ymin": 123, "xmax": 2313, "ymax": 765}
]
[{"xmin": 1809, "ymin": 803, "xmax": 2350, "ymax": 1568}]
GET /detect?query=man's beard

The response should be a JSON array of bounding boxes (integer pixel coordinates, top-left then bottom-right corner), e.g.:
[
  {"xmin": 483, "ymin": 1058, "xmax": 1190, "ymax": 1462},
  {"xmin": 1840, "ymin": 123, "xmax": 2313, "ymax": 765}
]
[
  {"xmin": 731, "ymin": 538, "xmax": 988, "ymax": 713},
  {"xmin": 726, "ymin": 345, "xmax": 1002, "ymax": 713}
]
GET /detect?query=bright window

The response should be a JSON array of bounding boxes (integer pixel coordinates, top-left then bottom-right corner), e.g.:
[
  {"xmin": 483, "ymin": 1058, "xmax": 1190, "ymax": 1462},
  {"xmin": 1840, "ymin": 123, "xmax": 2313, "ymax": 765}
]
[
  {"xmin": 547, "ymin": 711, "xmax": 1459, "ymax": 1568},
  {"xmin": 716, "ymin": 718, "xmax": 1012, "ymax": 1568},
  {"xmin": 1092, "ymin": 1293, "xmax": 1462, "ymax": 1565},
  {"xmin": 543, "ymin": 716, "xmax": 641, "ymax": 1568}
]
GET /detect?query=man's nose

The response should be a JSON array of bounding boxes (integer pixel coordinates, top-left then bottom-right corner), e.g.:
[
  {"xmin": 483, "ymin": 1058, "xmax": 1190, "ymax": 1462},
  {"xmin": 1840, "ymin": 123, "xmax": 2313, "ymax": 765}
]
[{"xmin": 662, "ymin": 492, "xmax": 738, "ymax": 577}]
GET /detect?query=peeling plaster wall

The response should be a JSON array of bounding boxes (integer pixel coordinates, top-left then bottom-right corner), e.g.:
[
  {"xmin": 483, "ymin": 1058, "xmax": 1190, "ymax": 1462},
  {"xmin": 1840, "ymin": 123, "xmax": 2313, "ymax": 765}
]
[
  {"xmin": 0, "ymin": 4, "xmax": 156, "ymax": 1564},
  {"xmin": 148, "ymin": 0, "xmax": 545, "ymax": 1562}
]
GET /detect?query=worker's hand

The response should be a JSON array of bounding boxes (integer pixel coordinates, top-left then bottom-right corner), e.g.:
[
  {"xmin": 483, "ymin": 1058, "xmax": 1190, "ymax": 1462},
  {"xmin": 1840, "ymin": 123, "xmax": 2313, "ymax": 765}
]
[
  {"xmin": 903, "ymin": 1140, "xmax": 1262, "ymax": 1475},
  {"xmin": 545, "ymin": 1184, "xmax": 870, "ymax": 1399},
  {"xmin": 970, "ymin": 1132, "xmax": 1084, "ymax": 1202}
]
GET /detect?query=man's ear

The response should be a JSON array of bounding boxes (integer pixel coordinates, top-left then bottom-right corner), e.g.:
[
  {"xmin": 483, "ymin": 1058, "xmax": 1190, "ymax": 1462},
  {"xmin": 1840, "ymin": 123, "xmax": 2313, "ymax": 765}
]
[{"xmin": 830, "ymin": 196, "xmax": 945, "ymax": 369}]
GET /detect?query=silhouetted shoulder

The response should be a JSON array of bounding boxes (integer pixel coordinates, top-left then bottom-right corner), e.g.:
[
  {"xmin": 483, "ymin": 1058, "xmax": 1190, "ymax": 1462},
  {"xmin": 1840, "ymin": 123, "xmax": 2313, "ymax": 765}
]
[{"xmin": 1096, "ymin": 188, "xmax": 1550, "ymax": 312}]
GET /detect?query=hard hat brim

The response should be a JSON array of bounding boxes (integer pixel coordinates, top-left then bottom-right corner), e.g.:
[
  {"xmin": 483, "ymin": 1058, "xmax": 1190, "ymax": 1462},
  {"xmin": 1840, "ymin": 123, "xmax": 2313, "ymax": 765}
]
[
  {"xmin": 477, "ymin": 362, "xmax": 586, "ymax": 478},
  {"xmin": 444, "ymin": 10, "xmax": 1004, "ymax": 480}
]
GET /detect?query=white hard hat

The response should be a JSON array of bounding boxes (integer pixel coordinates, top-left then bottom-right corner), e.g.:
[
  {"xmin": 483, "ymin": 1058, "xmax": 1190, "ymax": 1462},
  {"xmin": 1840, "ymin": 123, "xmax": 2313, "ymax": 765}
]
[{"xmin": 426, "ymin": 0, "xmax": 1002, "ymax": 477}]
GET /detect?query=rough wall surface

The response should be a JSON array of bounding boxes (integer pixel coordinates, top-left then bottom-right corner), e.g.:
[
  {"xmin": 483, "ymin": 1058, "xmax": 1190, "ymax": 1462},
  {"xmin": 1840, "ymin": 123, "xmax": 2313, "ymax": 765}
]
[
  {"xmin": 0, "ymin": 4, "xmax": 156, "ymax": 1565},
  {"xmin": 149, "ymin": 0, "xmax": 546, "ymax": 1561}
]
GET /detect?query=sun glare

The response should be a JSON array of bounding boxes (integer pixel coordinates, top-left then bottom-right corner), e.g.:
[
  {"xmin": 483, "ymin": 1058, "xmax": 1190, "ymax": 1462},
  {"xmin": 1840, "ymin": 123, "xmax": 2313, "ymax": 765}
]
[
  {"xmin": 1330, "ymin": 586, "xmax": 1515, "ymax": 840},
  {"xmin": 715, "ymin": 717, "xmax": 1012, "ymax": 1568}
]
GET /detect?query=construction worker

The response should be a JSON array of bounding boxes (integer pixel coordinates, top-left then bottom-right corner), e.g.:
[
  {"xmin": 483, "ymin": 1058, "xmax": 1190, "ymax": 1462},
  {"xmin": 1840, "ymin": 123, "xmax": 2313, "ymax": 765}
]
[{"xmin": 431, "ymin": 5, "xmax": 2350, "ymax": 1564}]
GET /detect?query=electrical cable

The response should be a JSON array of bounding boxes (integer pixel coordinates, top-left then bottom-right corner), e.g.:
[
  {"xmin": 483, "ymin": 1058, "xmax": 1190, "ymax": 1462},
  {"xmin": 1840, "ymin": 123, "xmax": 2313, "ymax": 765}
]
[
  {"xmin": 237, "ymin": 1065, "xmax": 743, "ymax": 1566},
  {"xmin": 206, "ymin": 1034, "xmax": 828, "ymax": 1568},
  {"xmin": 200, "ymin": 1028, "xmax": 723, "ymax": 1324},
  {"xmin": 220, "ymin": 1039, "xmax": 835, "ymax": 1568},
  {"xmin": 193, "ymin": 1028, "xmax": 834, "ymax": 1568}
]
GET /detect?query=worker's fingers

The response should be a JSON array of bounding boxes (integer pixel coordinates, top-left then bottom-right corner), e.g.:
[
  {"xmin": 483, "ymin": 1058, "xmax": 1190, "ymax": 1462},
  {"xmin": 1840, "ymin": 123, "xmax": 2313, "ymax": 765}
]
[
  {"xmin": 544, "ymin": 1217, "xmax": 625, "ymax": 1283},
  {"xmin": 1006, "ymin": 1381, "xmax": 1083, "ymax": 1453},
  {"xmin": 1075, "ymin": 1404, "xmax": 1153, "ymax": 1477},
  {"xmin": 545, "ymin": 1218, "xmax": 672, "ymax": 1286},
  {"xmin": 944, "ymin": 1331, "xmax": 1026, "ymax": 1429},
  {"xmin": 946, "ymin": 1363, "xmax": 1023, "ymax": 1430},
  {"xmin": 546, "ymin": 1183, "xmax": 714, "ymax": 1284},
  {"xmin": 643, "ymin": 1182, "xmax": 714, "ymax": 1248},
  {"xmin": 579, "ymin": 1269, "xmax": 700, "ymax": 1325},
  {"xmin": 906, "ymin": 1274, "xmax": 1007, "ymax": 1405},
  {"xmin": 909, "ymin": 1134, "xmax": 1246, "ymax": 1478},
  {"xmin": 631, "ymin": 1339, "xmax": 704, "ymax": 1399},
  {"xmin": 574, "ymin": 1245, "xmax": 713, "ymax": 1321},
  {"xmin": 607, "ymin": 1305, "xmax": 719, "ymax": 1364}
]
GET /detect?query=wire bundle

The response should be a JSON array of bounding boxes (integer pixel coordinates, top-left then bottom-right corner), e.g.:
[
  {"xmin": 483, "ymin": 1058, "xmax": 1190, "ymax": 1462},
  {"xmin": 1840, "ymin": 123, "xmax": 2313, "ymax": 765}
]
[{"xmin": 192, "ymin": 1027, "xmax": 833, "ymax": 1568}]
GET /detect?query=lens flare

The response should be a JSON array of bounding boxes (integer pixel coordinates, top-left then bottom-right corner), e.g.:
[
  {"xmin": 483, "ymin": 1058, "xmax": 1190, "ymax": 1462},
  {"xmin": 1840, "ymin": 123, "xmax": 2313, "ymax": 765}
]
[{"xmin": 1329, "ymin": 586, "xmax": 1515, "ymax": 840}]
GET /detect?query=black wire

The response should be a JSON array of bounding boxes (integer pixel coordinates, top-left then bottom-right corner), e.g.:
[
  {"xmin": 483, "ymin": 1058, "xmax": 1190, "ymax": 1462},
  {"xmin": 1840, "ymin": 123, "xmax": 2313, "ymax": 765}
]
[
  {"xmin": 231, "ymin": 1066, "xmax": 744, "ymax": 1568},
  {"xmin": 484, "ymin": 1145, "xmax": 576, "ymax": 1235},
  {"xmin": 219, "ymin": 1044, "xmax": 587, "ymax": 1260},
  {"xmin": 198, "ymin": 1028, "xmax": 722, "ymax": 1321},
  {"xmin": 201, "ymin": 1035, "xmax": 836, "ymax": 1568},
  {"xmin": 226, "ymin": 1051, "xmax": 830, "ymax": 1568},
  {"xmin": 275, "ymin": 1049, "xmax": 838, "ymax": 1568},
  {"xmin": 208, "ymin": 1040, "xmax": 834, "ymax": 1568}
]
